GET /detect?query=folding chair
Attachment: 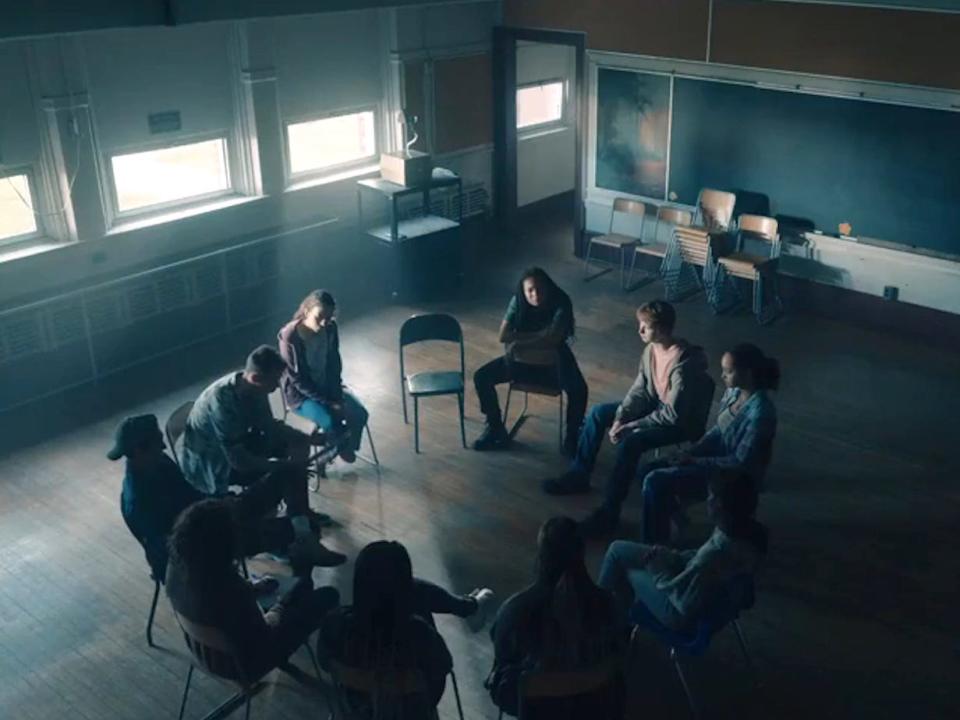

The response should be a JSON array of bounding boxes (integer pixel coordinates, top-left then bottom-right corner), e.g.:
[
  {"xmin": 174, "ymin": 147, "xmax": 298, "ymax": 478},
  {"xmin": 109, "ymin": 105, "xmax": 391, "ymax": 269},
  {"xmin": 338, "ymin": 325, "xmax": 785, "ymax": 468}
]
[
  {"xmin": 662, "ymin": 226, "xmax": 714, "ymax": 301},
  {"xmin": 503, "ymin": 380, "xmax": 564, "ymax": 450},
  {"xmin": 175, "ymin": 610, "xmax": 322, "ymax": 720},
  {"xmin": 707, "ymin": 214, "xmax": 784, "ymax": 325},
  {"xmin": 327, "ymin": 659, "xmax": 465, "ymax": 720},
  {"xmin": 627, "ymin": 205, "xmax": 692, "ymax": 290},
  {"xmin": 498, "ymin": 658, "xmax": 624, "ymax": 720},
  {"xmin": 629, "ymin": 574, "xmax": 759, "ymax": 719},
  {"xmin": 584, "ymin": 198, "xmax": 647, "ymax": 290},
  {"xmin": 399, "ymin": 313, "xmax": 466, "ymax": 453},
  {"xmin": 694, "ymin": 189, "xmax": 736, "ymax": 232}
]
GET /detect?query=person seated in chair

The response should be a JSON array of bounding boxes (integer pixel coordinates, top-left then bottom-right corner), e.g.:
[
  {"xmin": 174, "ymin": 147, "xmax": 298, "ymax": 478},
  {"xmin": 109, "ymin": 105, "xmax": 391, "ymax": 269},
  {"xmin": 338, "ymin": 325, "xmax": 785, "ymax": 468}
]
[
  {"xmin": 165, "ymin": 498, "xmax": 340, "ymax": 680},
  {"xmin": 598, "ymin": 473, "xmax": 767, "ymax": 633},
  {"xmin": 278, "ymin": 290, "xmax": 369, "ymax": 465},
  {"xmin": 181, "ymin": 345, "xmax": 345, "ymax": 567},
  {"xmin": 638, "ymin": 343, "xmax": 779, "ymax": 545},
  {"xmin": 544, "ymin": 302, "xmax": 714, "ymax": 534},
  {"xmin": 473, "ymin": 267, "xmax": 587, "ymax": 454},
  {"xmin": 319, "ymin": 540, "xmax": 495, "ymax": 715},
  {"xmin": 488, "ymin": 517, "xmax": 626, "ymax": 719},
  {"xmin": 113, "ymin": 413, "xmax": 341, "ymax": 579}
]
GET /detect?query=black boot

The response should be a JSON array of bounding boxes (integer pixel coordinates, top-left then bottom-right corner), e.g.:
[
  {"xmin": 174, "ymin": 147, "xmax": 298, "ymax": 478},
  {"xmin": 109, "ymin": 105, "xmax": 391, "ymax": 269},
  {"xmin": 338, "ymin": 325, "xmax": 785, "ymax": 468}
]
[
  {"xmin": 473, "ymin": 420, "xmax": 509, "ymax": 451},
  {"xmin": 542, "ymin": 470, "xmax": 590, "ymax": 495}
]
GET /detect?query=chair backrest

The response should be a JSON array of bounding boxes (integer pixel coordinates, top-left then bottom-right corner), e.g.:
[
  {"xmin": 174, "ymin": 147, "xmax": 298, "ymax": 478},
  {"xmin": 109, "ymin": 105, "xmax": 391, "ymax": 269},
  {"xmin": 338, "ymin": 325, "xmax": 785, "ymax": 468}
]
[
  {"xmin": 609, "ymin": 198, "xmax": 646, "ymax": 239},
  {"xmin": 165, "ymin": 401, "xmax": 194, "ymax": 467},
  {"xmin": 520, "ymin": 658, "xmax": 623, "ymax": 700},
  {"xmin": 399, "ymin": 313, "xmax": 465, "ymax": 381},
  {"xmin": 657, "ymin": 206, "xmax": 692, "ymax": 228},
  {"xmin": 738, "ymin": 214, "xmax": 778, "ymax": 241},
  {"xmin": 175, "ymin": 610, "xmax": 248, "ymax": 684},
  {"xmin": 672, "ymin": 226, "xmax": 712, "ymax": 267},
  {"xmin": 696, "ymin": 189, "xmax": 736, "ymax": 231}
]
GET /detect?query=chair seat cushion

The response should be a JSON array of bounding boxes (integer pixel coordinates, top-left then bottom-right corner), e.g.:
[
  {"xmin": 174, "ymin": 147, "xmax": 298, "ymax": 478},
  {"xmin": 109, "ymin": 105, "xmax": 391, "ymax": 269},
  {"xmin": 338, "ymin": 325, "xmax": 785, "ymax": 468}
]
[
  {"xmin": 591, "ymin": 233, "xmax": 639, "ymax": 248},
  {"xmin": 718, "ymin": 253, "xmax": 776, "ymax": 278},
  {"xmin": 406, "ymin": 371, "xmax": 463, "ymax": 396},
  {"xmin": 634, "ymin": 242, "xmax": 667, "ymax": 258},
  {"xmin": 512, "ymin": 381, "xmax": 562, "ymax": 397}
]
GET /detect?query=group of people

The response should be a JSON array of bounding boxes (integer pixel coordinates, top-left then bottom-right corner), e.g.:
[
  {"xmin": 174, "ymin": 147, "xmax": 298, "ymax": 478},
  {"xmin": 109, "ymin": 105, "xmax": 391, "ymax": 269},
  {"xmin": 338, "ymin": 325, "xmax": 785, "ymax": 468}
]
[{"xmin": 114, "ymin": 272, "xmax": 777, "ymax": 717}]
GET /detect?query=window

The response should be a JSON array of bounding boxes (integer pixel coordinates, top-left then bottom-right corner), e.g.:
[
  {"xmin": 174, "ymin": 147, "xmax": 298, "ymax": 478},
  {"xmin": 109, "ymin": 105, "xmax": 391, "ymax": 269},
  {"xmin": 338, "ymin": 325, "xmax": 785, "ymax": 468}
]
[
  {"xmin": 110, "ymin": 138, "xmax": 230, "ymax": 214},
  {"xmin": 517, "ymin": 81, "xmax": 565, "ymax": 130},
  {"xmin": 287, "ymin": 110, "xmax": 377, "ymax": 177},
  {"xmin": 0, "ymin": 173, "xmax": 39, "ymax": 243}
]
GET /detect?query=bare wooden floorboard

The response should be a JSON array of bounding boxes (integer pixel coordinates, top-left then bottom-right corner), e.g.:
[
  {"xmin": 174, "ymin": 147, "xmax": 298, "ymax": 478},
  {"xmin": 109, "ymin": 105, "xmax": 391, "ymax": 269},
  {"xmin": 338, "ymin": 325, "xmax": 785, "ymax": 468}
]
[{"xmin": 1, "ymin": 218, "xmax": 959, "ymax": 719}]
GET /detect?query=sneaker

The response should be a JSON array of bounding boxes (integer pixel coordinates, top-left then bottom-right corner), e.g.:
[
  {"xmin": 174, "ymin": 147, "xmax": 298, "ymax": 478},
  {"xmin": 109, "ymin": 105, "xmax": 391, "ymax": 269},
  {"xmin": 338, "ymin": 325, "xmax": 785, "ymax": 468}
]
[
  {"xmin": 288, "ymin": 536, "xmax": 347, "ymax": 568},
  {"xmin": 465, "ymin": 588, "xmax": 496, "ymax": 633},
  {"xmin": 472, "ymin": 422, "xmax": 509, "ymax": 451},
  {"xmin": 541, "ymin": 470, "xmax": 590, "ymax": 496},
  {"xmin": 579, "ymin": 506, "xmax": 619, "ymax": 537},
  {"xmin": 339, "ymin": 449, "xmax": 357, "ymax": 464}
]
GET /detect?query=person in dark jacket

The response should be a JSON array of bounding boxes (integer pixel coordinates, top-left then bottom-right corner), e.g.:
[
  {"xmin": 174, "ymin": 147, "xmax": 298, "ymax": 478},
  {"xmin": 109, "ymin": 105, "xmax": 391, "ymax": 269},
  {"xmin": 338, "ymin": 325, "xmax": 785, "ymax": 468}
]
[
  {"xmin": 319, "ymin": 541, "xmax": 494, "ymax": 716},
  {"xmin": 638, "ymin": 343, "xmax": 779, "ymax": 544},
  {"xmin": 473, "ymin": 267, "xmax": 588, "ymax": 454},
  {"xmin": 165, "ymin": 498, "xmax": 340, "ymax": 680},
  {"xmin": 278, "ymin": 290, "xmax": 369, "ymax": 463},
  {"xmin": 542, "ymin": 301, "xmax": 715, "ymax": 538},
  {"xmin": 489, "ymin": 517, "xmax": 626, "ymax": 719}
]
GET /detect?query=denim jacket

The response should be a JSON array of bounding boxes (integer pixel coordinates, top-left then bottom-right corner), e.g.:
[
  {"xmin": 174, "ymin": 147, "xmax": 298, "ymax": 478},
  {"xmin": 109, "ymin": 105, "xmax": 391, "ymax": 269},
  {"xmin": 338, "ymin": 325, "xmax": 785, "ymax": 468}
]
[{"xmin": 688, "ymin": 388, "xmax": 777, "ymax": 488}]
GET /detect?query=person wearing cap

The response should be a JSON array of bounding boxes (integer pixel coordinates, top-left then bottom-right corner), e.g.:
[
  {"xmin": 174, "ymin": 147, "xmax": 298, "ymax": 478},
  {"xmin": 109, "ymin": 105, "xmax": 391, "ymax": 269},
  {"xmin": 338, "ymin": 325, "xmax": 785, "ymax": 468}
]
[
  {"xmin": 181, "ymin": 345, "xmax": 345, "ymax": 567},
  {"xmin": 114, "ymin": 412, "xmax": 341, "ymax": 575}
]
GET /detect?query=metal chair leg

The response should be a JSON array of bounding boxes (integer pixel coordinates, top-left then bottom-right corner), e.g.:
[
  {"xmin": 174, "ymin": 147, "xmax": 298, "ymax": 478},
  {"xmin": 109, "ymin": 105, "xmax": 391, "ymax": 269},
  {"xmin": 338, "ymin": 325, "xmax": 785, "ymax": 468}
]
[
  {"xmin": 457, "ymin": 393, "xmax": 466, "ymax": 448},
  {"xmin": 413, "ymin": 396, "xmax": 420, "ymax": 453},
  {"xmin": 178, "ymin": 664, "xmax": 194, "ymax": 720},
  {"xmin": 146, "ymin": 579, "xmax": 160, "ymax": 648},
  {"xmin": 558, "ymin": 392, "xmax": 564, "ymax": 450},
  {"xmin": 363, "ymin": 423, "xmax": 380, "ymax": 466},
  {"xmin": 450, "ymin": 669, "xmax": 465, "ymax": 720},
  {"xmin": 503, "ymin": 384, "xmax": 513, "ymax": 426},
  {"xmin": 583, "ymin": 239, "xmax": 593, "ymax": 278},
  {"xmin": 244, "ymin": 695, "xmax": 252, "ymax": 720},
  {"xmin": 401, "ymin": 382, "xmax": 408, "ymax": 424},
  {"xmin": 671, "ymin": 648, "xmax": 701, "ymax": 720}
]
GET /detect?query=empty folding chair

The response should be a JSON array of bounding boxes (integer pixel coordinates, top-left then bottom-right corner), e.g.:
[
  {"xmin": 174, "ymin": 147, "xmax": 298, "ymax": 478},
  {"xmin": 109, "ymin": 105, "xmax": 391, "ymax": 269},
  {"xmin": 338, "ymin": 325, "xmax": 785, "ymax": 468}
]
[
  {"xmin": 584, "ymin": 198, "xmax": 647, "ymax": 290},
  {"xmin": 628, "ymin": 205, "xmax": 692, "ymax": 290}
]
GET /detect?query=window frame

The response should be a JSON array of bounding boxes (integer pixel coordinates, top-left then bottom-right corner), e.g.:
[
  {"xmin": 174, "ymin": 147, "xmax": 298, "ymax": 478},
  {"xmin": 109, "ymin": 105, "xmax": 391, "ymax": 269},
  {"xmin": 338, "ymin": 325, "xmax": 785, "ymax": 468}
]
[
  {"xmin": 105, "ymin": 133, "xmax": 235, "ymax": 223},
  {"xmin": 0, "ymin": 167, "xmax": 43, "ymax": 248},
  {"xmin": 516, "ymin": 78, "xmax": 568, "ymax": 135},
  {"xmin": 283, "ymin": 104, "xmax": 380, "ymax": 184}
]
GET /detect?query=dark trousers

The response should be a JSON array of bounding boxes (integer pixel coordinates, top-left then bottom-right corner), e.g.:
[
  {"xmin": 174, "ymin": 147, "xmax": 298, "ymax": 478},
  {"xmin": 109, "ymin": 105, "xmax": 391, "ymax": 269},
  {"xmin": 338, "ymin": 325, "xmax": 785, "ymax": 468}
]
[
  {"xmin": 474, "ymin": 345, "xmax": 588, "ymax": 439},
  {"xmin": 640, "ymin": 461, "xmax": 712, "ymax": 544},
  {"xmin": 412, "ymin": 579, "xmax": 475, "ymax": 626},
  {"xmin": 571, "ymin": 403, "xmax": 686, "ymax": 514},
  {"xmin": 250, "ymin": 580, "xmax": 340, "ymax": 678}
]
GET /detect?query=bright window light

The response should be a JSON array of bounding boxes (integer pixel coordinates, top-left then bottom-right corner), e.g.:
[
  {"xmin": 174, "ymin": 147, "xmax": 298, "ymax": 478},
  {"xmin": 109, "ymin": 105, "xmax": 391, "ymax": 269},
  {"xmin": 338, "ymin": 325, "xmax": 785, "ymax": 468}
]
[
  {"xmin": 287, "ymin": 110, "xmax": 376, "ymax": 176},
  {"xmin": 517, "ymin": 81, "xmax": 564, "ymax": 130},
  {"xmin": 0, "ymin": 174, "xmax": 38, "ymax": 242},
  {"xmin": 111, "ymin": 138, "xmax": 230, "ymax": 214}
]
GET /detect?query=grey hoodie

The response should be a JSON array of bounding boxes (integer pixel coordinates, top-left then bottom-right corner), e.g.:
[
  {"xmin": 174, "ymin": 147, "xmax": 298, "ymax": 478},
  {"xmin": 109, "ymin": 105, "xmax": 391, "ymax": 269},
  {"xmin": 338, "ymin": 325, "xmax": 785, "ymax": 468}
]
[{"xmin": 615, "ymin": 341, "xmax": 715, "ymax": 440}]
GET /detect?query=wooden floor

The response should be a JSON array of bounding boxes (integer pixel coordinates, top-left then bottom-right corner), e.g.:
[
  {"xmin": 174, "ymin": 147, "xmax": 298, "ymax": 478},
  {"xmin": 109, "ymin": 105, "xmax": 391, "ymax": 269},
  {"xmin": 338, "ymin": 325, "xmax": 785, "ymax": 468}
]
[{"xmin": 1, "ymin": 209, "xmax": 958, "ymax": 719}]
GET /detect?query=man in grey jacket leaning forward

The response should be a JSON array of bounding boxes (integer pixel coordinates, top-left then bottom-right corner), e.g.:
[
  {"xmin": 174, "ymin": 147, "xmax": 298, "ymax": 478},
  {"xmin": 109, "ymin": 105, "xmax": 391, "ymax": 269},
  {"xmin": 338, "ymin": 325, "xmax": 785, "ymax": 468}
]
[{"xmin": 543, "ymin": 300, "xmax": 715, "ymax": 532}]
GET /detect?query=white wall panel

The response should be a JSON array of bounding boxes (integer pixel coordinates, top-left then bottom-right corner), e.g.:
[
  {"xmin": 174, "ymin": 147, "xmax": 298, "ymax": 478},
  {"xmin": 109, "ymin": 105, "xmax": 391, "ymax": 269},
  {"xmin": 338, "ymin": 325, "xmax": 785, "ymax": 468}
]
[{"xmin": 82, "ymin": 24, "xmax": 235, "ymax": 152}]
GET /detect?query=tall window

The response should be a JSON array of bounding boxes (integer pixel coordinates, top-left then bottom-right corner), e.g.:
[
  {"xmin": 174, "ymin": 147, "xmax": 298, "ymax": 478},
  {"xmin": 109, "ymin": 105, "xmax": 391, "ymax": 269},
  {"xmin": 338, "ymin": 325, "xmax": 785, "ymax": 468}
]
[
  {"xmin": 0, "ymin": 173, "xmax": 39, "ymax": 243},
  {"xmin": 286, "ymin": 109, "xmax": 377, "ymax": 177},
  {"xmin": 517, "ymin": 80, "xmax": 565, "ymax": 130},
  {"xmin": 110, "ymin": 138, "xmax": 230, "ymax": 214}
]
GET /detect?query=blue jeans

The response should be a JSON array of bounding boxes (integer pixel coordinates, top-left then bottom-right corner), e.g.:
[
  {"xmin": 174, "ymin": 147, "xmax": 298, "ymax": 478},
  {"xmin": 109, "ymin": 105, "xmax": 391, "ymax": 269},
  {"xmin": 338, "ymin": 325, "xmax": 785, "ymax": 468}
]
[
  {"xmin": 598, "ymin": 540, "xmax": 686, "ymax": 631},
  {"xmin": 571, "ymin": 402, "xmax": 686, "ymax": 512},
  {"xmin": 295, "ymin": 391, "xmax": 369, "ymax": 454},
  {"xmin": 640, "ymin": 463, "xmax": 712, "ymax": 544}
]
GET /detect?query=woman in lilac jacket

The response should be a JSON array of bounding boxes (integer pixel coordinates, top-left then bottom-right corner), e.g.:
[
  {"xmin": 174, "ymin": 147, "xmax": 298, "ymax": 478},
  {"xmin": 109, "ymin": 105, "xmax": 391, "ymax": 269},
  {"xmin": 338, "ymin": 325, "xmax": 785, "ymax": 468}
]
[
  {"xmin": 639, "ymin": 343, "xmax": 779, "ymax": 543},
  {"xmin": 278, "ymin": 290, "xmax": 368, "ymax": 463}
]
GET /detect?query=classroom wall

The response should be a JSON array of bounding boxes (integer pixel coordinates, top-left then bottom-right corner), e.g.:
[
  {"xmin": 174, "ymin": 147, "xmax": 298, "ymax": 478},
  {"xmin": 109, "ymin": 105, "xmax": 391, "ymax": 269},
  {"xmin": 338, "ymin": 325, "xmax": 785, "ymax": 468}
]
[
  {"xmin": 0, "ymin": 3, "xmax": 499, "ymax": 309},
  {"xmin": 516, "ymin": 42, "xmax": 576, "ymax": 207}
]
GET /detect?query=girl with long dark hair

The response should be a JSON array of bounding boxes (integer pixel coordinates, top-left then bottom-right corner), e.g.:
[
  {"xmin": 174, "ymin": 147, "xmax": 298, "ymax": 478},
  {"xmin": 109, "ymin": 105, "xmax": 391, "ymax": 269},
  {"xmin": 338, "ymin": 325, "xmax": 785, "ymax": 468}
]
[
  {"xmin": 473, "ymin": 267, "xmax": 588, "ymax": 454},
  {"xmin": 278, "ymin": 290, "xmax": 369, "ymax": 463},
  {"xmin": 636, "ymin": 342, "xmax": 780, "ymax": 544}
]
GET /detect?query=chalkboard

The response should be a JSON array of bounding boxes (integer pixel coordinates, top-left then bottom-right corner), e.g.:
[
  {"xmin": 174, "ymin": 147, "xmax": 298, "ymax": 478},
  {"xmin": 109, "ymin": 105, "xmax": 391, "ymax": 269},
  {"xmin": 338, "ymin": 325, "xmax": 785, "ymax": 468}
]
[{"xmin": 668, "ymin": 78, "xmax": 960, "ymax": 253}]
